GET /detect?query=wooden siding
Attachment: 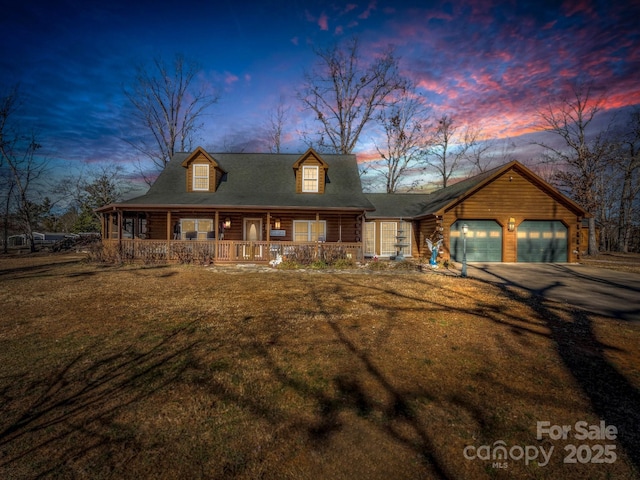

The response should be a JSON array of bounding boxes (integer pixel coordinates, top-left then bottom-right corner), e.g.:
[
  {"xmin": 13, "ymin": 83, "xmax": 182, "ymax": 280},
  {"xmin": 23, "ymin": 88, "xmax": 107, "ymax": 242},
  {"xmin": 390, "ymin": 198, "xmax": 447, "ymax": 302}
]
[
  {"xmin": 439, "ymin": 168, "xmax": 582, "ymax": 262},
  {"xmin": 295, "ymin": 155, "xmax": 326, "ymax": 194},
  {"xmin": 141, "ymin": 211, "xmax": 361, "ymax": 243}
]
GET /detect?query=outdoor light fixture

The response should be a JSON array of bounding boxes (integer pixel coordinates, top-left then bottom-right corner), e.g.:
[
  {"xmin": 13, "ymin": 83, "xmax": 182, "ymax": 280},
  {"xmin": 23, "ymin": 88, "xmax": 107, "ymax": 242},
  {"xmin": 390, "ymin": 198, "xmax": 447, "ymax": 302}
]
[
  {"xmin": 508, "ymin": 217, "xmax": 516, "ymax": 232},
  {"xmin": 224, "ymin": 217, "xmax": 231, "ymax": 229},
  {"xmin": 274, "ymin": 218, "xmax": 281, "ymax": 229},
  {"xmin": 461, "ymin": 223, "xmax": 468, "ymax": 278}
]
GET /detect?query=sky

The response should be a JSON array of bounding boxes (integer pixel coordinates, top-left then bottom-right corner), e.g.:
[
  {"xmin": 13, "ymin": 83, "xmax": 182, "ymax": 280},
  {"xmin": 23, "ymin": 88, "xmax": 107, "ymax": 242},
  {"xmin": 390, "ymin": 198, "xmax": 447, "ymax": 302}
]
[{"xmin": 1, "ymin": 0, "xmax": 639, "ymax": 192}]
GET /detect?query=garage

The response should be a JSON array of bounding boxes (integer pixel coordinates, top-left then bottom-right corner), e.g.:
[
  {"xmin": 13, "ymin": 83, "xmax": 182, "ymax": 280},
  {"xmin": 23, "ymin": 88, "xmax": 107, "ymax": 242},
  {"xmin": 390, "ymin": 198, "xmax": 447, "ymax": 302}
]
[
  {"xmin": 517, "ymin": 220, "xmax": 568, "ymax": 262},
  {"xmin": 450, "ymin": 220, "xmax": 502, "ymax": 262}
]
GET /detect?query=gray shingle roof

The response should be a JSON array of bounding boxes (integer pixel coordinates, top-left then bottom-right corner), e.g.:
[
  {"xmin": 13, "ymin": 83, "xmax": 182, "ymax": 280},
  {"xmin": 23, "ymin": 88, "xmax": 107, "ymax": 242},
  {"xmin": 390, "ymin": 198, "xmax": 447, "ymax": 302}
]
[{"xmin": 122, "ymin": 151, "xmax": 374, "ymax": 211}]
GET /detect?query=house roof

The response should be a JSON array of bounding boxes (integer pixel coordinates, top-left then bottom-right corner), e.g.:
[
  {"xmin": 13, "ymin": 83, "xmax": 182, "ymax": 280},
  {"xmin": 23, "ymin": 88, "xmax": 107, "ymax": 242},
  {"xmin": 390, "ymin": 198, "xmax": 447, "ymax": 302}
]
[
  {"xmin": 363, "ymin": 193, "xmax": 432, "ymax": 218},
  {"xmin": 365, "ymin": 161, "xmax": 590, "ymax": 219},
  {"xmin": 103, "ymin": 150, "xmax": 374, "ymax": 212}
]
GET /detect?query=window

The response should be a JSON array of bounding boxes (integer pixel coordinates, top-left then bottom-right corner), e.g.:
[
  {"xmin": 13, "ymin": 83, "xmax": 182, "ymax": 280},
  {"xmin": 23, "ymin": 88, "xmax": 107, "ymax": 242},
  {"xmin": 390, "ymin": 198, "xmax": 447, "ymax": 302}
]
[
  {"xmin": 180, "ymin": 218, "xmax": 214, "ymax": 240},
  {"xmin": 193, "ymin": 164, "xmax": 209, "ymax": 191},
  {"xmin": 380, "ymin": 222, "xmax": 397, "ymax": 256},
  {"xmin": 293, "ymin": 220, "xmax": 326, "ymax": 241},
  {"xmin": 302, "ymin": 166, "xmax": 319, "ymax": 192},
  {"xmin": 364, "ymin": 222, "xmax": 375, "ymax": 256},
  {"xmin": 380, "ymin": 221, "xmax": 412, "ymax": 257}
]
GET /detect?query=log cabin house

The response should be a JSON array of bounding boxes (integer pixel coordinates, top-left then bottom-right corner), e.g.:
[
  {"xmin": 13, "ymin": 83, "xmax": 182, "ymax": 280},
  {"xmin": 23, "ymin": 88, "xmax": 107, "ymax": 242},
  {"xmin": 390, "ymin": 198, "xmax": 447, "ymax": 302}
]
[{"xmin": 97, "ymin": 147, "xmax": 589, "ymax": 264}]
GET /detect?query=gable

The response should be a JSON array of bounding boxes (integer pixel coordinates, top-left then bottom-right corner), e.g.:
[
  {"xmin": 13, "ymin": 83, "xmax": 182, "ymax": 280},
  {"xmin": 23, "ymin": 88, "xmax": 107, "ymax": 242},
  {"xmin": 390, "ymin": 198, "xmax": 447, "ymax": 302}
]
[
  {"xmin": 180, "ymin": 146, "xmax": 225, "ymax": 192},
  {"xmin": 293, "ymin": 148, "xmax": 329, "ymax": 194},
  {"xmin": 439, "ymin": 163, "xmax": 589, "ymax": 219}
]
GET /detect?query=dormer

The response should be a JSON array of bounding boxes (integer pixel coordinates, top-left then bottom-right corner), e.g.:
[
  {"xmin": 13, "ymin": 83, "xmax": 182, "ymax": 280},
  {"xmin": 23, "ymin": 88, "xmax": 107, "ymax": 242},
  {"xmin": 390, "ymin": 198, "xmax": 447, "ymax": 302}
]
[
  {"xmin": 292, "ymin": 148, "xmax": 329, "ymax": 194},
  {"xmin": 181, "ymin": 146, "xmax": 225, "ymax": 193}
]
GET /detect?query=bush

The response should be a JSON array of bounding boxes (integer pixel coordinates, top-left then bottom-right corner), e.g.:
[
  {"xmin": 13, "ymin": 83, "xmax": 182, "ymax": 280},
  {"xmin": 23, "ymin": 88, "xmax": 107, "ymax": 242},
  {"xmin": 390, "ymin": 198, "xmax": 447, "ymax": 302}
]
[
  {"xmin": 333, "ymin": 258, "xmax": 356, "ymax": 269},
  {"xmin": 310, "ymin": 260, "xmax": 328, "ymax": 269},
  {"xmin": 366, "ymin": 260, "xmax": 389, "ymax": 271},
  {"xmin": 277, "ymin": 260, "xmax": 303, "ymax": 270},
  {"xmin": 87, "ymin": 242, "xmax": 131, "ymax": 264}
]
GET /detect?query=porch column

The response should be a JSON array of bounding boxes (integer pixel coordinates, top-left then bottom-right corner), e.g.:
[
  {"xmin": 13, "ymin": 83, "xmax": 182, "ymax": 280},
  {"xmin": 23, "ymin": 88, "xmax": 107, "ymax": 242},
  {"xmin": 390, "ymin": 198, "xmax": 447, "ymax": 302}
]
[
  {"xmin": 166, "ymin": 211, "xmax": 172, "ymax": 259},
  {"xmin": 214, "ymin": 211, "xmax": 219, "ymax": 261},
  {"xmin": 117, "ymin": 211, "xmax": 123, "ymax": 243},
  {"xmin": 266, "ymin": 212, "xmax": 271, "ymax": 242},
  {"xmin": 316, "ymin": 212, "xmax": 320, "ymax": 257}
]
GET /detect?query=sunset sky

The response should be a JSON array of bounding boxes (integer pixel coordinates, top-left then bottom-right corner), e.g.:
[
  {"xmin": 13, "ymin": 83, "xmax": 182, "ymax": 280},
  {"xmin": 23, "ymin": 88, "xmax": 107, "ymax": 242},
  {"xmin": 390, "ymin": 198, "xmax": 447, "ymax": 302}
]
[{"xmin": 1, "ymin": 0, "xmax": 639, "ymax": 189}]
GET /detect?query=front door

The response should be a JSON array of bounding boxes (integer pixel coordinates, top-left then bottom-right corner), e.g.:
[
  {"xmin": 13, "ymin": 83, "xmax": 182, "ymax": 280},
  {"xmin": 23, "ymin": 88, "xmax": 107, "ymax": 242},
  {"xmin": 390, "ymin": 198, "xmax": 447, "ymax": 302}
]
[{"xmin": 243, "ymin": 218, "xmax": 262, "ymax": 259}]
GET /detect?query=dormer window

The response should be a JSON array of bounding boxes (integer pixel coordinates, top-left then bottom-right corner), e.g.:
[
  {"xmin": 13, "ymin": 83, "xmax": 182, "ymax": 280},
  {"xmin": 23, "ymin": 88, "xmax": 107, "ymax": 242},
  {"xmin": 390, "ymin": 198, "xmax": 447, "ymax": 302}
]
[
  {"xmin": 302, "ymin": 166, "xmax": 319, "ymax": 192},
  {"xmin": 193, "ymin": 164, "xmax": 210, "ymax": 191}
]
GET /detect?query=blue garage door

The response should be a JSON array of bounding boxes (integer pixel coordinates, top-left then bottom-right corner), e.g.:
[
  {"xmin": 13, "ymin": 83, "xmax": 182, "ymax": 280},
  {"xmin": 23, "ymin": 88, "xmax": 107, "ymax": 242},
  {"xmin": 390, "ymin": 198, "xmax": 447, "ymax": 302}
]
[
  {"xmin": 517, "ymin": 221, "xmax": 567, "ymax": 262},
  {"xmin": 451, "ymin": 221, "xmax": 502, "ymax": 262}
]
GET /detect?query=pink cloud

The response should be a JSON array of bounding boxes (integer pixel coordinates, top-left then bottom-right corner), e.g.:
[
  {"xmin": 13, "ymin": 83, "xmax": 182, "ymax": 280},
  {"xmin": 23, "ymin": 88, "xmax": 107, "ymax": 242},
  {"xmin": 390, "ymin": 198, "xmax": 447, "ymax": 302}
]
[
  {"xmin": 359, "ymin": 1, "xmax": 376, "ymax": 19},
  {"xmin": 224, "ymin": 72, "xmax": 239, "ymax": 85},
  {"xmin": 318, "ymin": 12, "xmax": 329, "ymax": 30}
]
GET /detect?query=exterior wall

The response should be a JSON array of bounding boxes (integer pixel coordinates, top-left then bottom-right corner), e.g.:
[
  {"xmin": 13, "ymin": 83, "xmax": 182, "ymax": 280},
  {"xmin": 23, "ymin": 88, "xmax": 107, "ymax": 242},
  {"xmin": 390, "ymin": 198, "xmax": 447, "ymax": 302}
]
[
  {"xmin": 439, "ymin": 169, "xmax": 582, "ymax": 262},
  {"xmin": 142, "ymin": 211, "xmax": 361, "ymax": 243}
]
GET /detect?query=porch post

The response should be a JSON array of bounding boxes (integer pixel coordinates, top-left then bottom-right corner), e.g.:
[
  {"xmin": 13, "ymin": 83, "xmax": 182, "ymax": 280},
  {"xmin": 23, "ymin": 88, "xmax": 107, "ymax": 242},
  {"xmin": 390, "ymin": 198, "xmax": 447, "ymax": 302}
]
[
  {"xmin": 266, "ymin": 212, "xmax": 271, "ymax": 242},
  {"xmin": 166, "ymin": 211, "xmax": 172, "ymax": 259},
  {"xmin": 316, "ymin": 212, "xmax": 320, "ymax": 258},
  {"xmin": 117, "ymin": 211, "xmax": 123, "ymax": 243},
  {"xmin": 214, "ymin": 211, "xmax": 219, "ymax": 262}
]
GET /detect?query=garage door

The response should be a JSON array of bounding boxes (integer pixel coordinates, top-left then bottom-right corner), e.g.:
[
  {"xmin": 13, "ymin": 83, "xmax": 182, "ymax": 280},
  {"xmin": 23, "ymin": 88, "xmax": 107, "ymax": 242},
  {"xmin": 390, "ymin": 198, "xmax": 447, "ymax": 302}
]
[
  {"xmin": 451, "ymin": 220, "xmax": 502, "ymax": 262},
  {"xmin": 517, "ymin": 221, "xmax": 567, "ymax": 262}
]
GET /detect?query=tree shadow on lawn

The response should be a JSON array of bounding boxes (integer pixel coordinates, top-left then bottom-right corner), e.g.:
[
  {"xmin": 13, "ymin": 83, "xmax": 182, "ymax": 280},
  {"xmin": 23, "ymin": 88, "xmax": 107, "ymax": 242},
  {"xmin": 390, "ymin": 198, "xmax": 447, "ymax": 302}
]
[
  {"xmin": 472, "ymin": 265, "xmax": 640, "ymax": 472},
  {"xmin": 0, "ymin": 322, "xmax": 201, "ymax": 478}
]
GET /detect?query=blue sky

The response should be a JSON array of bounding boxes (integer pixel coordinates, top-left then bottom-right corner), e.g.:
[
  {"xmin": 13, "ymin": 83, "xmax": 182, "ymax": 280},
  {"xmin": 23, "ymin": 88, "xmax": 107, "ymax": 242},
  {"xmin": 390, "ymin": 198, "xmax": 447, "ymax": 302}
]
[{"xmin": 1, "ymin": 0, "xmax": 639, "ymax": 190}]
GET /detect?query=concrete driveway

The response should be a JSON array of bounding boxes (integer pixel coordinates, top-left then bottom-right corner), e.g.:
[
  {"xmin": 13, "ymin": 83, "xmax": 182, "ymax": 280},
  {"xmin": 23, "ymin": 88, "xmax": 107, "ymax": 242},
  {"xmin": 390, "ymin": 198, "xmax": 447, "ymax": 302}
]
[{"xmin": 459, "ymin": 263, "xmax": 640, "ymax": 321}]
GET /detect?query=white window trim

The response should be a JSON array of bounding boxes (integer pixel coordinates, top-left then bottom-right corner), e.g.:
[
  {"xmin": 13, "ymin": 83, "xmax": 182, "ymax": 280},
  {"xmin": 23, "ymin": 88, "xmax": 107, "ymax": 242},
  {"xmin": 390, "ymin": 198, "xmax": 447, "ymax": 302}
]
[
  {"xmin": 192, "ymin": 164, "xmax": 210, "ymax": 191},
  {"xmin": 379, "ymin": 220, "xmax": 412, "ymax": 257},
  {"xmin": 293, "ymin": 220, "xmax": 327, "ymax": 241},
  {"xmin": 180, "ymin": 218, "xmax": 215, "ymax": 240},
  {"xmin": 302, "ymin": 165, "xmax": 319, "ymax": 192}
]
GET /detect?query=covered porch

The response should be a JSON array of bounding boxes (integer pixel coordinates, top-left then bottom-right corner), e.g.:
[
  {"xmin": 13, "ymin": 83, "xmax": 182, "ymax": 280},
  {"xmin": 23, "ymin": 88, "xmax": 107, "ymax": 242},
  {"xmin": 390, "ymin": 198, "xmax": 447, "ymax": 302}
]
[{"xmin": 98, "ymin": 207, "xmax": 366, "ymax": 264}]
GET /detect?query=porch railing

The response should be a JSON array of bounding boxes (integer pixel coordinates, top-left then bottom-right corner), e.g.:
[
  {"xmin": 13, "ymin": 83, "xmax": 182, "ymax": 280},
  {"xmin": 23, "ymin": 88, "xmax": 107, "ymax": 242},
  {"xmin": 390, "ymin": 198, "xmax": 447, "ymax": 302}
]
[{"xmin": 102, "ymin": 239, "xmax": 363, "ymax": 264}]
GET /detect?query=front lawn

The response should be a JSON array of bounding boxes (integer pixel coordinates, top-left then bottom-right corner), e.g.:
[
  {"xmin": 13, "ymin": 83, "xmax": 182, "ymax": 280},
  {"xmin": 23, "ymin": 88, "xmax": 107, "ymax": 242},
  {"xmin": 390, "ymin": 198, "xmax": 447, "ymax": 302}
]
[{"xmin": 0, "ymin": 253, "xmax": 638, "ymax": 479}]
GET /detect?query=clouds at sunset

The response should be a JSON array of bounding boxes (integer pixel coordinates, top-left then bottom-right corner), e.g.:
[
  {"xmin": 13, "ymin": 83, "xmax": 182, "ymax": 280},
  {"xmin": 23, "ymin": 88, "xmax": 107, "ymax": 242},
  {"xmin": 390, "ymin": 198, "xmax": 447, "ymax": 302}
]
[{"xmin": 0, "ymin": 0, "xmax": 638, "ymax": 180}]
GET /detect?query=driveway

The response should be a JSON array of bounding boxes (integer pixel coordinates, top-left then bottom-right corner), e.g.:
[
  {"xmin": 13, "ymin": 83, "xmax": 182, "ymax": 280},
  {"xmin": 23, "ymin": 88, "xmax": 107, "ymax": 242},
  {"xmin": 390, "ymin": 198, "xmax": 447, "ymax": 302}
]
[{"xmin": 459, "ymin": 263, "xmax": 640, "ymax": 321}]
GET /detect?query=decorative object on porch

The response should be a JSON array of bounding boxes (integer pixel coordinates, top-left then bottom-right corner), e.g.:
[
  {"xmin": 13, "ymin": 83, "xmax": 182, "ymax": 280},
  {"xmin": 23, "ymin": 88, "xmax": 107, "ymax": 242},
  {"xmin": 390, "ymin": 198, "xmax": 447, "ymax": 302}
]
[{"xmin": 425, "ymin": 238, "xmax": 443, "ymax": 268}]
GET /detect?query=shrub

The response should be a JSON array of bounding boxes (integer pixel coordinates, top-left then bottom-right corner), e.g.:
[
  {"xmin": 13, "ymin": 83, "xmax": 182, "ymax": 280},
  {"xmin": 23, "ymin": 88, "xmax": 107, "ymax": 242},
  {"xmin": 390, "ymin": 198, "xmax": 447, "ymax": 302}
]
[
  {"xmin": 277, "ymin": 260, "xmax": 302, "ymax": 270},
  {"xmin": 366, "ymin": 260, "xmax": 389, "ymax": 271},
  {"xmin": 310, "ymin": 260, "xmax": 328, "ymax": 269},
  {"xmin": 333, "ymin": 258, "xmax": 356, "ymax": 269}
]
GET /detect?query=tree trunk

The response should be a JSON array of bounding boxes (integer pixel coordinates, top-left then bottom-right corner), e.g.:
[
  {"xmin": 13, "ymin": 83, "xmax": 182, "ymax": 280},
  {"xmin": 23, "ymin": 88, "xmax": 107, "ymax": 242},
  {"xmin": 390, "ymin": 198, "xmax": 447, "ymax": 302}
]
[{"xmin": 588, "ymin": 217, "xmax": 598, "ymax": 255}]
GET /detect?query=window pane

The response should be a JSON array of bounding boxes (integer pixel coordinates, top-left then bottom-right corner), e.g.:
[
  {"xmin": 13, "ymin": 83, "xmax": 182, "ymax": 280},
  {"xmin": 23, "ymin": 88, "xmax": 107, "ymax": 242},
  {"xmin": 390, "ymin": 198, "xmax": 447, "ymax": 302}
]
[
  {"xmin": 364, "ymin": 222, "xmax": 375, "ymax": 255},
  {"xmin": 380, "ymin": 222, "xmax": 397, "ymax": 255},
  {"xmin": 294, "ymin": 221, "xmax": 308, "ymax": 242},
  {"xmin": 302, "ymin": 166, "xmax": 318, "ymax": 192},
  {"xmin": 193, "ymin": 164, "xmax": 209, "ymax": 190}
]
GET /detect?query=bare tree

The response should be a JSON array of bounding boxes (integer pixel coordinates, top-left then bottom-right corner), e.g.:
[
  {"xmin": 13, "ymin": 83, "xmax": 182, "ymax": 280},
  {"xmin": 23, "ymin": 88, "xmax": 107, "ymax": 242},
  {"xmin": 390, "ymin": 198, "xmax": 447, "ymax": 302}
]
[
  {"xmin": 0, "ymin": 86, "xmax": 49, "ymax": 252},
  {"xmin": 536, "ymin": 84, "xmax": 610, "ymax": 255},
  {"xmin": 371, "ymin": 89, "xmax": 430, "ymax": 192},
  {"xmin": 615, "ymin": 108, "xmax": 640, "ymax": 252},
  {"xmin": 467, "ymin": 135, "xmax": 516, "ymax": 174},
  {"xmin": 298, "ymin": 37, "xmax": 408, "ymax": 154},
  {"xmin": 426, "ymin": 114, "xmax": 478, "ymax": 187},
  {"xmin": 266, "ymin": 96, "xmax": 290, "ymax": 154},
  {"xmin": 124, "ymin": 54, "xmax": 219, "ymax": 179},
  {"xmin": 58, "ymin": 164, "xmax": 132, "ymax": 232}
]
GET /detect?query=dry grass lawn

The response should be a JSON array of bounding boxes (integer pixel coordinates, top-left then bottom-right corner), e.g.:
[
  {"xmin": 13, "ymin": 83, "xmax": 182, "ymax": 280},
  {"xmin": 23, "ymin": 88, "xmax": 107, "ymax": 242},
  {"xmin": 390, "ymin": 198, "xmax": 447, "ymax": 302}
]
[{"xmin": 0, "ymin": 253, "xmax": 639, "ymax": 479}]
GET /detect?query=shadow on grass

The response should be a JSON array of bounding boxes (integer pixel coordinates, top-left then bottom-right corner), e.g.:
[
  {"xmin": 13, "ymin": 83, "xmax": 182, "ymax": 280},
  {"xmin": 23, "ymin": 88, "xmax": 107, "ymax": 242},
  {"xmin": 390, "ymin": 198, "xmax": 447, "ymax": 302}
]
[
  {"xmin": 472, "ymin": 265, "xmax": 640, "ymax": 472},
  {"xmin": 0, "ymin": 322, "xmax": 201, "ymax": 477}
]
